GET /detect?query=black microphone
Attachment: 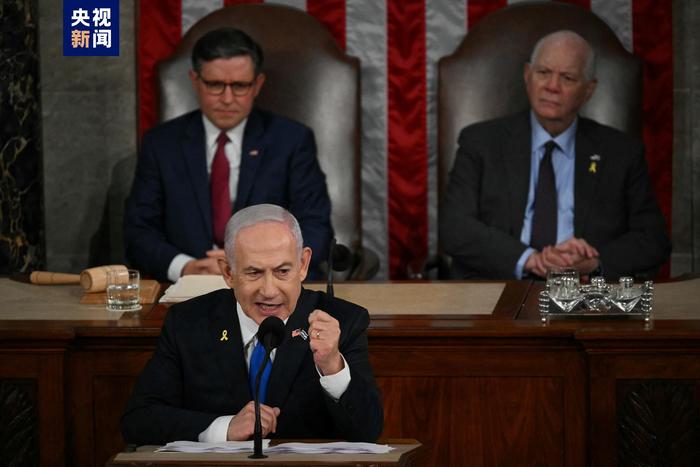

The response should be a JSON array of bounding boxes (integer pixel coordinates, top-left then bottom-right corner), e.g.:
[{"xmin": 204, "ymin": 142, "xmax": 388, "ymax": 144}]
[
  {"xmin": 331, "ymin": 243, "xmax": 352, "ymax": 272},
  {"xmin": 327, "ymin": 238, "xmax": 352, "ymax": 298},
  {"xmin": 257, "ymin": 315, "xmax": 286, "ymax": 351},
  {"xmin": 249, "ymin": 316, "xmax": 286, "ymax": 459}
]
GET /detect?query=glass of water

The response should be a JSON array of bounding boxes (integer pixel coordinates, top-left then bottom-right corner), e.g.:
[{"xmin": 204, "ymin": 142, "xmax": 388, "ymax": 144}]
[{"xmin": 106, "ymin": 269, "xmax": 141, "ymax": 312}]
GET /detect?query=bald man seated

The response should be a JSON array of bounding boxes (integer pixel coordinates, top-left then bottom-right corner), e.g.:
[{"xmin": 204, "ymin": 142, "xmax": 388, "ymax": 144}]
[
  {"xmin": 121, "ymin": 204, "xmax": 383, "ymax": 445},
  {"xmin": 440, "ymin": 30, "xmax": 670, "ymax": 280}
]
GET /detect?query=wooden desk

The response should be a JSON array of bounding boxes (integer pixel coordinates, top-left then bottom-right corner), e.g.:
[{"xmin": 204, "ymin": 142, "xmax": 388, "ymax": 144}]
[
  {"xmin": 1, "ymin": 279, "xmax": 700, "ymax": 466},
  {"xmin": 107, "ymin": 439, "xmax": 422, "ymax": 466}
]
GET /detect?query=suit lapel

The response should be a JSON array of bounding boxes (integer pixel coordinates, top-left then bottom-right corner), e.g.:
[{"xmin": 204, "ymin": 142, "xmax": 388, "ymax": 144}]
[
  {"xmin": 235, "ymin": 109, "xmax": 266, "ymax": 210},
  {"xmin": 183, "ymin": 113, "xmax": 213, "ymax": 240},
  {"xmin": 504, "ymin": 113, "xmax": 533, "ymax": 234},
  {"xmin": 207, "ymin": 290, "xmax": 252, "ymax": 407},
  {"xmin": 574, "ymin": 119, "xmax": 601, "ymax": 237},
  {"xmin": 266, "ymin": 289, "xmax": 316, "ymax": 408}
]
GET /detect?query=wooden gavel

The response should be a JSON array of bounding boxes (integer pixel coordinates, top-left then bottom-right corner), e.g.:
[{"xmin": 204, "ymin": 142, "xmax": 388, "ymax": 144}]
[{"xmin": 29, "ymin": 265, "xmax": 129, "ymax": 293}]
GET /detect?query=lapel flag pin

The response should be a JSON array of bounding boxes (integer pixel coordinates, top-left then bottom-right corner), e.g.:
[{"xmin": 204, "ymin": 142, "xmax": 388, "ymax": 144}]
[
  {"xmin": 590, "ymin": 154, "xmax": 601, "ymax": 161},
  {"xmin": 292, "ymin": 328, "xmax": 309, "ymax": 340},
  {"xmin": 249, "ymin": 149, "xmax": 259, "ymax": 156},
  {"xmin": 220, "ymin": 330, "xmax": 228, "ymax": 341}
]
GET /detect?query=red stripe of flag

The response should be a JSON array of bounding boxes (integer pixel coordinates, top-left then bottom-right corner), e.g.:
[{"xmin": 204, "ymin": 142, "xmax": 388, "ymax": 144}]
[
  {"xmin": 467, "ymin": 0, "xmax": 506, "ymax": 29},
  {"xmin": 307, "ymin": 0, "xmax": 346, "ymax": 51},
  {"xmin": 632, "ymin": 0, "xmax": 673, "ymax": 225},
  {"xmin": 633, "ymin": 0, "xmax": 673, "ymax": 276},
  {"xmin": 387, "ymin": 0, "xmax": 428, "ymax": 278},
  {"xmin": 137, "ymin": 0, "xmax": 181, "ymax": 138}
]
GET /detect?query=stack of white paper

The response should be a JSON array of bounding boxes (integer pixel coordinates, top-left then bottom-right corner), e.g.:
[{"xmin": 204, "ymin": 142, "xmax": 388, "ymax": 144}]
[
  {"xmin": 159, "ymin": 275, "xmax": 228, "ymax": 303},
  {"xmin": 154, "ymin": 440, "xmax": 392, "ymax": 454},
  {"xmin": 268, "ymin": 441, "xmax": 394, "ymax": 454},
  {"xmin": 156, "ymin": 440, "xmax": 269, "ymax": 453}
]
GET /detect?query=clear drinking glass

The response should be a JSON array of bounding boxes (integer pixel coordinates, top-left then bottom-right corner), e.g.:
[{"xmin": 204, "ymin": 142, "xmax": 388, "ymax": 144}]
[
  {"xmin": 546, "ymin": 267, "xmax": 581, "ymax": 312},
  {"xmin": 106, "ymin": 269, "xmax": 141, "ymax": 312}
]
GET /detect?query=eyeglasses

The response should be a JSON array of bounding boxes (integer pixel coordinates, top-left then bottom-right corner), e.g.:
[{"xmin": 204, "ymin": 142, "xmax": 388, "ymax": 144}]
[{"xmin": 197, "ymin": 75, "xmax": 256, "ymax": 96}]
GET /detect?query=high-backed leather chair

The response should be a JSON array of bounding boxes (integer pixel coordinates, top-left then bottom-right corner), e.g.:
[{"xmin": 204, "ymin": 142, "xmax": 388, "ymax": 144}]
[
  {"xmin": 430, "ymin": 1, "xmax": 643, "ymax": 278},
  {"xmin": 438, "ymin": 1, "xmax": 643, "ymax": 198},
  {"xmin": 156, "ymin": 4, "xmax": 377, "ymax": 279}
]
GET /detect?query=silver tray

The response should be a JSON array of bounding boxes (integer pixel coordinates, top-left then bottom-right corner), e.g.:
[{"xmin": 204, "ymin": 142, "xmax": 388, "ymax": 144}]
[{"xmin": 539, "ymin": 279, "xmax": 654, "ymax": 322}]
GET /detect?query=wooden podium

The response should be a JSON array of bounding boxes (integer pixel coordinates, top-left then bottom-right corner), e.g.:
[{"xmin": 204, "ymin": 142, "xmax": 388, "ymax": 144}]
[
  {"xmin": 106, "ymin": 440, "xmax": 422, "ymax": 466},
  {"xmin": 3, "ymin": 279, "xmax": 700, "ymax": 466}
]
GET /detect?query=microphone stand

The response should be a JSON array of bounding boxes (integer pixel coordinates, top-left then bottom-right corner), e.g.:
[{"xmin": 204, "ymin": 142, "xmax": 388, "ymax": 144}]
[
  {"xmin": 249, "ymin": 346, "xmax": 273, "ymax": 459},
  {"xmin": 327, "ymin": 238, "xmax": 337, "ymax": 297}
]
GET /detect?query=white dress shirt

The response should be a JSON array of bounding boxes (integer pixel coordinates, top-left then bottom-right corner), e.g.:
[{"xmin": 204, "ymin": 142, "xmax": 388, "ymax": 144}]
[
  {"xmin": 198, "ymin": 302, "xmax": 351, "ymax": 442},
  {"xmin": 514, "ymin": 112, "xmax": 577, "ymax": 278},
  {"xmin": 166, "ymin": 115, "xmax": 247, "ymax": 282}
]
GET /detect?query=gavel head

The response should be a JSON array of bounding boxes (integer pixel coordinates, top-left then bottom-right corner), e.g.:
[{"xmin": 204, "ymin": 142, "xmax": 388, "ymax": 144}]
[{"xmin": 80, "ymin": 265, "xmax": 128, "ymax": 292}]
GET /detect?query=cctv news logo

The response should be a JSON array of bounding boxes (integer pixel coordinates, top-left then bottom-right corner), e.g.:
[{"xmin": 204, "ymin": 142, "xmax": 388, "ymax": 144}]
[{"xmin": 63, "ymin": 0, "xmax": 119, "ymax": 56}]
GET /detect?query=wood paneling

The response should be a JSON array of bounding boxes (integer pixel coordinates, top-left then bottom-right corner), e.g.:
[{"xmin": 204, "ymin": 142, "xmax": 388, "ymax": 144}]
[
  {"xmin": 1, "ymin": 281, "xmax": 700, "ymax": 466},
  {"xmin": 586, "ymin": 349, "xmax": 700, "ymax": 467},
  {"xmin": 0, "ymin": 379, "xmax": 38, "ymax": 466},
  {"xmin": 371, "ymin": 341, "xmax": 586, "ymax": 466},
  {"xmin": 0, "ymin": 351, "xmax": 65, "ymax": 466},
  {"xmin": 67, "ymin": 349, "xmax": 152, "ymax": 467}
]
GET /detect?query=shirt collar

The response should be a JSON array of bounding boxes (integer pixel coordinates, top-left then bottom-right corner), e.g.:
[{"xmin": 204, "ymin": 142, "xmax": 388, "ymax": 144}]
[
  {"xmin": 202, "ymin": 114, "xmax": 247, "ymax": 151},
  {"xmin": 235, "ymin": 300, "xmax": 291, "ymax": 346},
  {"xmin": 530, "ymin": 111, "xmax": 577, "ymax": 159}
]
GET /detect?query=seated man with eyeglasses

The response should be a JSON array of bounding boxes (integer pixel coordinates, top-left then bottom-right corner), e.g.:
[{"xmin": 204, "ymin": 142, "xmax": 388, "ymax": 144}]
[{"xmin": 125, "ymin": 28, "xmax": 332, "ymax": 282}]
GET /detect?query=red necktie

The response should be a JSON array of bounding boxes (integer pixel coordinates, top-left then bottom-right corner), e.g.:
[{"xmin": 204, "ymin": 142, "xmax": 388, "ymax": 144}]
[{"xmin": 211, "ymin": 132, "xmax": 231, "ymax": 247}]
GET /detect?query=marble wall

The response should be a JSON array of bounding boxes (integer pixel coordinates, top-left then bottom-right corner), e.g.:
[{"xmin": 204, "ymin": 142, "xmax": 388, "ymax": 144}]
[
  {"xmin": 33, "ymin": 0, "xmax": 700, "ymax": 276},
  {"xmin": 39, "ymin": 0, "xmax": 136, "ymax": 273},
  {"xmin": 0, "ymin": 0, "xmax": 44, "ymax": 274}
]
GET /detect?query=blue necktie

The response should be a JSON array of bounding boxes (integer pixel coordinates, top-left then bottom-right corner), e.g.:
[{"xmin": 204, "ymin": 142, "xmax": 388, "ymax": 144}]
[{"xmin": 249, "ymin": 340, "xmax": 272, "ymax": 404}]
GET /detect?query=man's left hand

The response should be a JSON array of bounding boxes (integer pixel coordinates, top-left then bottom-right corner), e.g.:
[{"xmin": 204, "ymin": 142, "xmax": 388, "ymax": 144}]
[
  {"xmin": 308, "ymin": 309, "xmax": 343, "ymax": 376},
  {"xmin": 554, "ymin": 238, "xmax": 599, "ymax": 274}
]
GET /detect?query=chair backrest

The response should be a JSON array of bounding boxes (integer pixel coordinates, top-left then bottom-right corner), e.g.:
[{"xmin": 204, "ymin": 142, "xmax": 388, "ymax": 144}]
[
  {"xmin": 157, "ymin": 4, "xmax": 362, "ymax": 253},
  {"xmin": 438, "ymin": 1, "xmax": 643, "ymax": 197}
]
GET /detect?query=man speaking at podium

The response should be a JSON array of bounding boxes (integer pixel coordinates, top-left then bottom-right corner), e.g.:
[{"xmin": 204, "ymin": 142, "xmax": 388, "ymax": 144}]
[{"xmin": 121, "ymin": 205, "xmax": 383, "ymax": 444}]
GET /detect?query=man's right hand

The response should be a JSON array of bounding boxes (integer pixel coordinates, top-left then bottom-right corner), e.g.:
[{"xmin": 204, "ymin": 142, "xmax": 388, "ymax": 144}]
[
  {"xmin": 181, "ymin": 249, "xmax": 227, "ymax": 276},
  {"xmin": 524, "ymin": 246, "xmax": 571, "ymax": 278},
  {"xmin": 525, "ymin": 237, "xmax": 600, "ymax": 278},
  {"xmin": 227, "ymin": 401, "xmax": 281, "ymax": 441}
]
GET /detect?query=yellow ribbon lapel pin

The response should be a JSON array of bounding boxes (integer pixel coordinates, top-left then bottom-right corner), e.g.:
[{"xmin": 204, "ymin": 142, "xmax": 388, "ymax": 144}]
[
  {"xmin": 220, "ymin": 330, "xmax": 229, "ymax": 341},
  {"xmin": 589, "ymin": 154, "xmax": 601, "ymax": 174}
]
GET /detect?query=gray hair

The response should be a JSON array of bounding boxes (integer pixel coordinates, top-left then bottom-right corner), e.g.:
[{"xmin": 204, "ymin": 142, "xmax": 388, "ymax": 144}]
[
  {"xmin": 530, "ymin": 30, "xmax": 596, "ymax": 81},
  {"xmin": 223, "ymin": 204, "xmax": 304, "ymax": 267}
]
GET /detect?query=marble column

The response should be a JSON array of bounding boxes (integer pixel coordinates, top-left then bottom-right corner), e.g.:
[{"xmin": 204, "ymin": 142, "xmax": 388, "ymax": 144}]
[{"xmin": 0, "ymin": 0, "xmax": 44, "ymax": 274}]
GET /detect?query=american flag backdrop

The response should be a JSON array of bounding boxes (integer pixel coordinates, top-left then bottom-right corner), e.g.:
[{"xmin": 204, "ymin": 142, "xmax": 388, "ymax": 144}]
[{"xmin": 138, "ymin": 0, "xmax": 673, "ymax": 279}]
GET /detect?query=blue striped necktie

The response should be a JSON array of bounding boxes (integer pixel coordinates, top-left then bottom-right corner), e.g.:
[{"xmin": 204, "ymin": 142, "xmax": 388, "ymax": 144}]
[{"xmin": 248, "ymin": 340, "xmax": 272, "ymax": 404}]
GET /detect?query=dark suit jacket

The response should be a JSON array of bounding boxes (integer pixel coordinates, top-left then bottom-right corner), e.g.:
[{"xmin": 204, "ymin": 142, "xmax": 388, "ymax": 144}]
[
  {"xmin": 121, "ymin": 288, "xmax": 383, "ymax": 445},
  {"xmin": 124, "ymin": 108, "xmax": 332, "ymax": 281},
  {"xmin": 440, "ymin": 111, "xmax": 670, "ymax": 280}
]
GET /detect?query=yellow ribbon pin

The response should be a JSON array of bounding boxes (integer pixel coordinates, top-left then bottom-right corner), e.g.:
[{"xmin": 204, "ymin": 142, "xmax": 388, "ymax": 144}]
[
  {"xmin": 588, "ymin": 161, "xmax": 597, "ymax": 173},
  {"xmin": 220, "ymin": 330, "xmax": 228, "ymax": 341}
]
